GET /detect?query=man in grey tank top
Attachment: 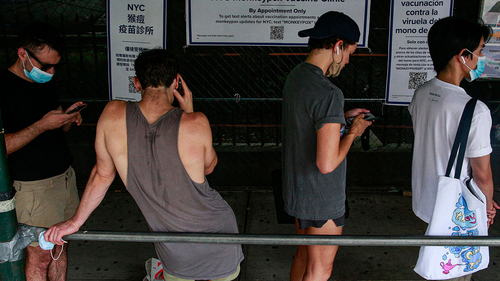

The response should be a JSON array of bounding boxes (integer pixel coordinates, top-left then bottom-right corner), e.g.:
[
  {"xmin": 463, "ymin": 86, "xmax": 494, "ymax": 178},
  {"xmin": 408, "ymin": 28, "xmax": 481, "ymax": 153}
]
[{"xmin": 45, "ymin": 49, "xmax": 243, "ymax": 280}]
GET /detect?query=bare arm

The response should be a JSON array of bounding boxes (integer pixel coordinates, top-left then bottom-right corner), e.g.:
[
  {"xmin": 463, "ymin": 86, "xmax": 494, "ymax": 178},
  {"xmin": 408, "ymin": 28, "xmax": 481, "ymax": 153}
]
[
  {"xmin": 174, "ymin": 76, "xmax": 214, "ymax": 174},
  {"xmin": 470, "ymin": 155, "xmax": 498, "ymax": 227},
  {"xmin": 316, "ymin": 114, "xmax": 372, "ymax": 174},
  {"xmin": 205, "ymin": 151, "xmax": 217, "ymax": 175},
  {"xmin": 202, "ymin": 116, "xmax": 217, "ymax": 175},
  {"xmin": 5, "ymin": 122, "xmax": 45, "ymax": 154},
  {"xmin": 45, "ymin": 110, "xmax": 117, "ymax": 245},
  {"xmin": 5, "ymin": 102, "xmax": 84, "ymax": 154}
]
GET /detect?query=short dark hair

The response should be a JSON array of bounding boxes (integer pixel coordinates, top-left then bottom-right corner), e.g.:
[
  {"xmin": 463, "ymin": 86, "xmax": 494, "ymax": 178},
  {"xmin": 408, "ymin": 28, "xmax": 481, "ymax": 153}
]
[
  {"xmin": 308, "ymin": 36, "xmax": 356, "ymax": 50},
  {"xmin": 134, "ymin": 49, "xmax": 179, "ymax": 89},
  {"xmin": 19, "ymin": 22, "xmax": 64, "ymax": 55},
  {"xmin": 428, "ymin": 17, "xmax": 491, "ymax": 74}
]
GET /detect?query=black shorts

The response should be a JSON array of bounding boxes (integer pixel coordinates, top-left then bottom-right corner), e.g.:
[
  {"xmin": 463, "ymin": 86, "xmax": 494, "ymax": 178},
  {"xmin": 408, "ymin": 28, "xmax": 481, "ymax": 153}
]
[{"xmin": 298, "ymin": 215, "xmax": 345, "ymax": 230}]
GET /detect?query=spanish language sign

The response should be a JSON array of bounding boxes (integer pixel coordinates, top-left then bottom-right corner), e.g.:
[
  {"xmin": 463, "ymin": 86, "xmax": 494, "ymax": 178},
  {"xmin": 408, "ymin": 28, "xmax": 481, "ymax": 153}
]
[
  {"xmin": 107, "ymin": 0, "xmax": 166, "ymax": 101},
  {"xmin": 385, "ymin": 0, "xmax": 453, "ymax": 105},
  {"xmin": 481, "ymin": 0, "xmax": 500, "ymax": 79},
  {"xmin": 186, "ymin": 0, "xmax": 371, "ymax": 47}
]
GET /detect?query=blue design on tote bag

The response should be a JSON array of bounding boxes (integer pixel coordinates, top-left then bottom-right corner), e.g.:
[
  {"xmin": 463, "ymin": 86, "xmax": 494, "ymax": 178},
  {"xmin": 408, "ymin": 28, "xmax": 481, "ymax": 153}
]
[{"xmin": 439, "ymin": 194, "xmax": 482, "ymax": 275}]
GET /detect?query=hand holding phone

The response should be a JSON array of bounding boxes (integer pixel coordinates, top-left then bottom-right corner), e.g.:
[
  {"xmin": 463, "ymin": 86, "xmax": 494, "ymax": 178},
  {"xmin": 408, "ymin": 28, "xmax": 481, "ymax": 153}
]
[
  {"xmin": 173, "ymin": 74, "xmax": 193, "ymax": 113},
  {"xmin": 66, "ymin": 104, "xmax": 87, "ymax": 114},
  {"xmin": 177, "ymin": 77, "xmax": 184, "ymax": 95},
  {"xmin": 362, "ymin": 112, "xmax": 378, "ymax": 121},
  {"xmin": 346, "ymin": 112, "xmax": 378, "ymax": 125},
  {"xmin": 173, "ymin": 78, "xmax": 183, "ymax": 108}
]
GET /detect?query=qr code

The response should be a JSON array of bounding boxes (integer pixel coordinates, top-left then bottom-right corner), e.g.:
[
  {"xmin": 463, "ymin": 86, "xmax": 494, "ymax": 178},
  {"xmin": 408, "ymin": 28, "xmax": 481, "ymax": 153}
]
[
  {"xmin": 408, "ymin": 72, "xmax": 427, "ymax": 89},
  {"xmin": 270, "ymin": 26, "xmax": 284, "ymax": 40},
  {"xmin": 129, "ymin": 76, "xmax": 138, "ymax": 93}
]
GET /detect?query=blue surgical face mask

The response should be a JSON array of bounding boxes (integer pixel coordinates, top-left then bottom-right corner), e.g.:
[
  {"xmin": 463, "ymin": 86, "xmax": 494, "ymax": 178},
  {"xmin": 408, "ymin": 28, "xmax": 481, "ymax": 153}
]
[
  {"xmin": 38, "ymin": 230, "xmax": 67, "ymax": 260},
  {"xmin": 39, "ymin": 231, "xmax": 54, "ymax": 250},
  {"xmin": 461, "ymin": 49, "xmax": 486, "ymax": 82},
  {"xmin": 23, "ymin": 52, "xmax": 54, "ymax": 83}
]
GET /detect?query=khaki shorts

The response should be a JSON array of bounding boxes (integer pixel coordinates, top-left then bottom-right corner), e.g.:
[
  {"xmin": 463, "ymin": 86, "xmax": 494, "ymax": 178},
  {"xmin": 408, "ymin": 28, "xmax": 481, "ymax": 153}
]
[
  {"xmin": 163, "ymin": 265, "xmax": 240, "ymax": 281},
  {"xmin": 14, "ymin": 166, "xmax": 79, "ymax": 246}
]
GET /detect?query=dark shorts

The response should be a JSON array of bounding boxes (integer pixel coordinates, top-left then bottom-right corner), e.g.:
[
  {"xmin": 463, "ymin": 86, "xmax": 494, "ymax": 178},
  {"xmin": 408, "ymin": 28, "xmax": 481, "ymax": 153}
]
[{"xmin": 298, "ymin": 215, "xmax": 345, "ymax": 230}]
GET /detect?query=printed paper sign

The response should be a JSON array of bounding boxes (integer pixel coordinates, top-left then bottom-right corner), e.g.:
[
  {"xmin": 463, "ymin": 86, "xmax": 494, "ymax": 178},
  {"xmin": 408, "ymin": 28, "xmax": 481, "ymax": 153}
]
[
  {"xmin": 481, "ymin": 0, "xmax": 500, "ymax": 79},
  {"xmin": 107, "ymin": 0, "xmax": 166, "ymax": 101},
  {"xmin": 385, "ymin": 0, "xmax": 453, "ymax": 105},
  {"xmin": 186, "ymin": 0, "xmax": 371, "ymax": 47}
]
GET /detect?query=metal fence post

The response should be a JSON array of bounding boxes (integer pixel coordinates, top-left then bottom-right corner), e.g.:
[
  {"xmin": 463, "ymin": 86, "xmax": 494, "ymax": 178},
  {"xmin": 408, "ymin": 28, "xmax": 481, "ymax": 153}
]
[{"xmin": 0, "ymin": 111, "xmax": 26, "ymax": 281}]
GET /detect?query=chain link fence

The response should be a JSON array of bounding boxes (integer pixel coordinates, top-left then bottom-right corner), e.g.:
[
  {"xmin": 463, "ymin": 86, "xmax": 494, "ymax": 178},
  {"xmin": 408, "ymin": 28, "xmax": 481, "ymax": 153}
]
[{"xmin": 1, "ymin": 0, "xmax": 499, "ymax": 187}]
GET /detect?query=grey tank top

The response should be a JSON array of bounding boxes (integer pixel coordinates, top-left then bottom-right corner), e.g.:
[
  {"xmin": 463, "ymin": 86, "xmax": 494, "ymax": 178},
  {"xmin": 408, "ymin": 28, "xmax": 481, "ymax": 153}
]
[{"xmin": 125, "ymin": 102, "xmax": 243, "ymax": 279}]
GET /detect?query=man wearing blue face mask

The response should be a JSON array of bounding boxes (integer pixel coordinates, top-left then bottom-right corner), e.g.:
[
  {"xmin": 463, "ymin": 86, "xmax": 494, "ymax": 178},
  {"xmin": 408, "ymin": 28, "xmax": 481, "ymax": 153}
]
[
  {"xmin": 409, "ymin": 17, "xmax": 499, "ymax": 281},
  {"xmin": 0, "ymin": 22, "xmax": 84, "ymax": 280}
]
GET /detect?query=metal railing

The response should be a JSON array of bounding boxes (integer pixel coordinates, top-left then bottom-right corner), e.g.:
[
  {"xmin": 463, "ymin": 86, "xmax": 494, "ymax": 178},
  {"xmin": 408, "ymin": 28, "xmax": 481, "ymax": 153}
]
[{"xmin": 65, "ymin": 231, "xmax": 500, "ymax": 247}]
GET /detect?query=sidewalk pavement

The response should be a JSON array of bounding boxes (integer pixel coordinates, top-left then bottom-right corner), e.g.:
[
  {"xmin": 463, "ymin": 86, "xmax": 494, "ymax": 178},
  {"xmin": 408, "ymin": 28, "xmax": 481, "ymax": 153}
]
[{"xmin": 56, "ymin": 186, "xmax": 500, "ymax": 281}]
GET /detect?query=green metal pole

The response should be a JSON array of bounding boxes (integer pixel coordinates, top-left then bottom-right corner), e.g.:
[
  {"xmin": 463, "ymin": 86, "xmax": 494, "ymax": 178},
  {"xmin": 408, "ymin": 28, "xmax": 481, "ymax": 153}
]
[{"xmin": 0, "ymin": 111, "xmax": 26, "ymax": 281}]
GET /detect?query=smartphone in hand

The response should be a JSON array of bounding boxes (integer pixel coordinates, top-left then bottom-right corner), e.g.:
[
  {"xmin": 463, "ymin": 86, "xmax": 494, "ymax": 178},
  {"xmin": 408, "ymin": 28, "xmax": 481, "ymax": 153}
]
[
  {"xmin": 346, "ymin": 112, "xmax": 379, "ymax": 125},
  {"xmin": 363, "ymin": 112, "xmax": 379, "ymax": 121},
  {"xmin": 177, "ymin": 77, "xmax": 184, "ymax": 95},
  {"xmin": 66, "ymin": 104, "xmax": 87, "ymax": 114},
  {"xmin": 173, "ymin": 77, "xmax": 183, "ymax": 107}
]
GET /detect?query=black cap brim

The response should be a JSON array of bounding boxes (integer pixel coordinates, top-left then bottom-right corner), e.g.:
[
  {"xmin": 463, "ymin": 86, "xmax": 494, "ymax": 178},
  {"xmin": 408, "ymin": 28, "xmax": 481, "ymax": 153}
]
[{"xmin": 298, "ymin": 28, "xmax": 332, "ymax": 39}]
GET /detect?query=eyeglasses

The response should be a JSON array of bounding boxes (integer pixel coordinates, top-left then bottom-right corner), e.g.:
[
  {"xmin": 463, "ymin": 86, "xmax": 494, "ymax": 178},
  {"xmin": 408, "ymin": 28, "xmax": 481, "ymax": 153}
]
[{"xmin": 24, "ymin": 48, "xmax": 65, "ymax": 71}]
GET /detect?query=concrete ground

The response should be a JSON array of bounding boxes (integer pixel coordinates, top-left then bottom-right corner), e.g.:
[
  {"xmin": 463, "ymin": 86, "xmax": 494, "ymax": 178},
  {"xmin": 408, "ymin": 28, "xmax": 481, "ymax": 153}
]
[{"xmin": 51, "ymin": 186, "xmax": 500, "ymax": 281}]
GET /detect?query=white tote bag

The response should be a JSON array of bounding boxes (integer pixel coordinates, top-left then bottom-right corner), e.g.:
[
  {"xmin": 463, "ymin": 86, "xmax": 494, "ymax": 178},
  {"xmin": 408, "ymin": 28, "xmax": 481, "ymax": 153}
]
[
  {"xmin": 414, "ymin": 99, "xmax": 490, "ymax": 280},
  {"xmin": 414, "ymin": 177, "xmax": 489, "ymax": 280}
]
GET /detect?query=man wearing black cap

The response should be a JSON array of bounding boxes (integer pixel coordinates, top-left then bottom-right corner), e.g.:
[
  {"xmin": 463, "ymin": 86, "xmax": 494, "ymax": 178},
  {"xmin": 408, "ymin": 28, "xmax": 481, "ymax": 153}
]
[{"xmin": 282, "ymin": 11, "xmax": 372, "ymax": 281}]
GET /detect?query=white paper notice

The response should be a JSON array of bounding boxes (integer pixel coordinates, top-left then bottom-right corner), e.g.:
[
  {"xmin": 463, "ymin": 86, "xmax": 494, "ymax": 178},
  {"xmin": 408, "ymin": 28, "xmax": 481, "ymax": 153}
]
[
  {"xmin": 187, "ymin": 0, "xmax": 371, "ymax": 47},
  {"xmin": 107, "ymin": 0, "xmax": 166, "ymax": 101},
  {"xmin": 385, "ymin": 0, "xmax": 453, "ymax": 105}
]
